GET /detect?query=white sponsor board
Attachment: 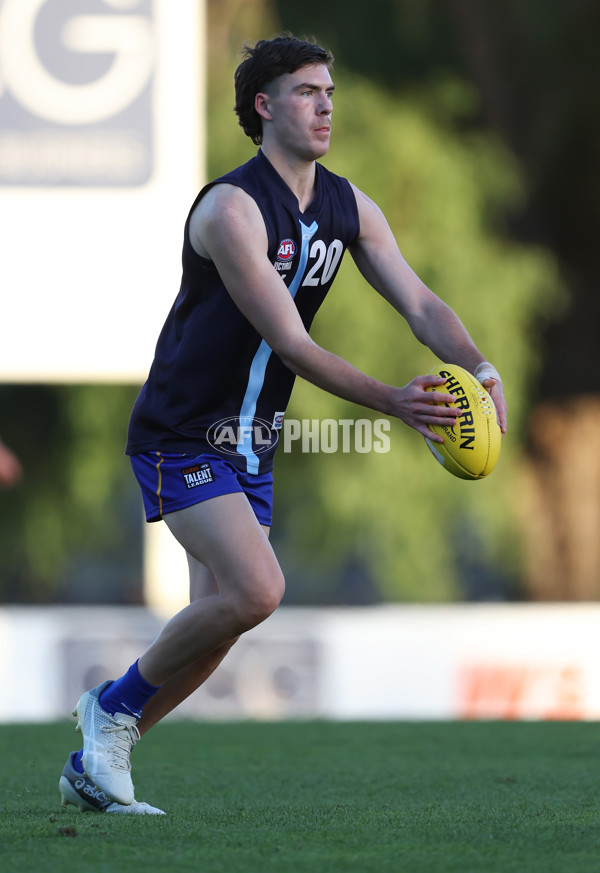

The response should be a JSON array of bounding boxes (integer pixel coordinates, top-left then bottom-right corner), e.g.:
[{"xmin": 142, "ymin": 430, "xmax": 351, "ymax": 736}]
[
  {"xmin": 1, "ymin": 604, "xmax": 599, "ymax": 723},
  {"xmin": 0, "ymin": 0, "xmax": 203, "ymax": 381}
]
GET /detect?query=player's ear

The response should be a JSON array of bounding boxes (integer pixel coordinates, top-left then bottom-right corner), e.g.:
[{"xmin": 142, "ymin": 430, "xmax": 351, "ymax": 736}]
[{"xmin": 255, "ymin": 92, "xmax": 272, "ymax": 121}]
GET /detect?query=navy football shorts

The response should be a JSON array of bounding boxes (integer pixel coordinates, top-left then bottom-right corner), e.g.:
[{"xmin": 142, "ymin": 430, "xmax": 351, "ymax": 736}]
[{"xmin": 130, "ymin": 451, "xmax": 273, "ymax": 526}]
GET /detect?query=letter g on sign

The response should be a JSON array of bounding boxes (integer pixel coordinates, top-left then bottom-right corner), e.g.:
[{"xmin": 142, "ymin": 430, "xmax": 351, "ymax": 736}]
[{"xmin": 0, "ymin": 0, "xmax": 154, "ymax": 125}]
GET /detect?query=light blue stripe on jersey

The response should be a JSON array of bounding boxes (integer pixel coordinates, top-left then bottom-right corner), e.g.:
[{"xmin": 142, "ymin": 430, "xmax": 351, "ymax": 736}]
[{"xmin": 237, "ymin": 220, "xmax": 319, "ymax": 473}]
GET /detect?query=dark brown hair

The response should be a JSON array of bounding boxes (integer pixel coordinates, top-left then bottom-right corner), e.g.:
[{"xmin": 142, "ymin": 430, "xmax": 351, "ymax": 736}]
[{"xmin": 234, "ymin": 35, "xmax": 334, "ymax": 145}]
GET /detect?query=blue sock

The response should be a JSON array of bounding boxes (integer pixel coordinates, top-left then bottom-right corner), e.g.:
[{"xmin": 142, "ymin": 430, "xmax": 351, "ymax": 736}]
[
  {"xmin": 73, "ymin": 749, "xmax": 84, "ymax": 774},
  {"xmin": 98, "ymin": 660, "xmax": 161, "ymax": 720}
]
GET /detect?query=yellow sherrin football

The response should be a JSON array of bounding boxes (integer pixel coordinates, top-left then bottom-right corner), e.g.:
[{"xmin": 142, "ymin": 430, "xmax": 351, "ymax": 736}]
[{"xmin": 425, "ymin": 364, "xmax": 501, "ymax": 480}]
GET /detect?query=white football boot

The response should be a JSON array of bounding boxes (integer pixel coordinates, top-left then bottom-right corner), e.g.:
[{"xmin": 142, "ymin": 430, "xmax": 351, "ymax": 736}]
[
  {"xmin": 59, "ymin": 752, "xmax": 165, "ymax": 815},
  {"xmin": 72, "ymin": 680, "xmax": 140, "ymax": 806}
]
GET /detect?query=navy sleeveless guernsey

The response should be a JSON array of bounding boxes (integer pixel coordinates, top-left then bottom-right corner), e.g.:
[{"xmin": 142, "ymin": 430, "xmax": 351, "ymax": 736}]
[{"xmin": 126, "ymin": 150, "xmax": 360, "ymax": 474}]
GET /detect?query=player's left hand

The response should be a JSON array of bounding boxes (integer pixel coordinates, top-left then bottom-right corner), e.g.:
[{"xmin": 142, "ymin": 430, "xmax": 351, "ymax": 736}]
[{"xmin": 482, "ymin": 379, "xmax": 507, "ymax": 435}]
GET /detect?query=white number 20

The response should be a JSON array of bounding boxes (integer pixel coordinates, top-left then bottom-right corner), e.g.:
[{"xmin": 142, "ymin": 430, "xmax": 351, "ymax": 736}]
[{"xmin": 302, "ymin": 239, "xmax": 343, "ymax": 287}]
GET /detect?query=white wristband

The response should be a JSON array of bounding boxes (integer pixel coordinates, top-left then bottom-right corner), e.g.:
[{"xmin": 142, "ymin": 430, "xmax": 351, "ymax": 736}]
[{"xmin": 474, "ymin": 361, "xmax": 502, "ymax": 385}]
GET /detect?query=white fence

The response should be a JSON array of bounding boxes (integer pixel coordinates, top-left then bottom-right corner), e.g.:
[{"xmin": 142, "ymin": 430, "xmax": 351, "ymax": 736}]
[{"xmin": 2, "ymin": 604, "xmax": 599, "ymax": 723}]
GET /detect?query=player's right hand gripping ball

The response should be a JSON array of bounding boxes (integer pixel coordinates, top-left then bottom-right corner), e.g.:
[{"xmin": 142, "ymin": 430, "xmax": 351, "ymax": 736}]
[{"xmin": 425, "ymin": 364, "xmax": 501, "ymax": 480}]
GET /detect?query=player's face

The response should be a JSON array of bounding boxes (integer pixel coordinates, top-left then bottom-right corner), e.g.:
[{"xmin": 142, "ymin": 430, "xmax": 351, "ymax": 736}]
[{"xmin": 259, "ymin": 64, "xmax": 334, "ymax": 161}]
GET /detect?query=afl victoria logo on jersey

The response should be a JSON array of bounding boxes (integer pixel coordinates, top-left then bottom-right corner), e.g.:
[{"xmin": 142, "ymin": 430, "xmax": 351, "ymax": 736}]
[
  {"xmin": 274, "ymin": 238, "xmax": 296, "ymax": 276},
  {"xmin": 276, "ymin": 239, "xmax": 297, "ymax": 261}
]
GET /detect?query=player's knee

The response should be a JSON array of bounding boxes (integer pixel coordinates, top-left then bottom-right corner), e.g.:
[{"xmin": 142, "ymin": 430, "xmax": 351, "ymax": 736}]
[
  {"xmin": 232, "ymin": 569, "xmax": 285, "ymax": 631},
  {"xmin": 246, "ymin": 572, "xmax": 285, "ymax": 625},
  {"xmin": 255, "ymin": 571, "xmax": 285, "ymax": 619}
]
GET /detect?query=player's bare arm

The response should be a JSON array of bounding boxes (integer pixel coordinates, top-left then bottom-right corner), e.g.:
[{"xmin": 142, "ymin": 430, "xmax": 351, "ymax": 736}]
[
  {"xmin": 349, "ymin": 184, "xmax": 507, "ymax": 433},
  {"xmin": 189, "ymin": 184, "xmax": 460, "ymax": 442}
]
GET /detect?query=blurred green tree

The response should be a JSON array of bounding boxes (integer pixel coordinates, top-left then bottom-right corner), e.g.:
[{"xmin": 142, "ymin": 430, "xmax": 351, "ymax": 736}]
[{"xmin": 272, "ymin": 0, "xmax": 600, "ymax": 600}]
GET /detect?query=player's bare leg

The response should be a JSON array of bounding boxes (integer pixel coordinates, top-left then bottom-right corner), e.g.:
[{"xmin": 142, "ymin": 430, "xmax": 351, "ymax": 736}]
[
  {"xmin": 69, "ymin": 494, "xmax": 280, "ymax": 804},
  {"xmin": 137, "ymin": 492, "xmax": 284, "ymax": 686},
  {"xmin": 62, "ymin": 509, "xmax": 272, "ymax": 809},
  {"xmin": 136, "ymin": 528, "xmax": 269, "ymax": 734}
]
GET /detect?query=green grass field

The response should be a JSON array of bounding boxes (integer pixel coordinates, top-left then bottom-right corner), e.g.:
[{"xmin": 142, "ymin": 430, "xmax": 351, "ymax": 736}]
[{"xmin": 1, "ymin": 720, "xmax": 599, "ymax": 872}]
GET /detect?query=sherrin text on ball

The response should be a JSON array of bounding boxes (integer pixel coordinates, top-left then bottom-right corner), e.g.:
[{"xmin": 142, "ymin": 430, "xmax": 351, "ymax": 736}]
[{"xmin": 425, "ymin": 363, "xmax": 501, "ymax": 480}]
